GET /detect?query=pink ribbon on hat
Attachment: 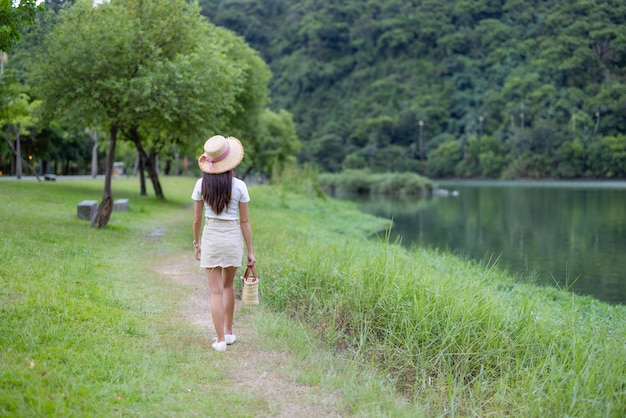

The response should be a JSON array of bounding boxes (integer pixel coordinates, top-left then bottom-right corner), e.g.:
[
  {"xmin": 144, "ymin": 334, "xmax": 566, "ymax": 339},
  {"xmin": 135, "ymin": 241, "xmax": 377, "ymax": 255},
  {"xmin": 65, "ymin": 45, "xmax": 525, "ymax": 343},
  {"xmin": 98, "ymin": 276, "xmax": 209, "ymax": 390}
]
[{"xmin": 200, "ymin": 143, "xmax": 231, "ymax": 172}]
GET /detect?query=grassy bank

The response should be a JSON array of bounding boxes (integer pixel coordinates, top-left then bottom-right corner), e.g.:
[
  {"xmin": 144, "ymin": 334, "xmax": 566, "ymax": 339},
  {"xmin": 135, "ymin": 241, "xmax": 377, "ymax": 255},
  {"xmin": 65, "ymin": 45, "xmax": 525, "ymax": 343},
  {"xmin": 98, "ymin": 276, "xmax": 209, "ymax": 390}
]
[
  {"xmin": 2, "ymin": 176, "xmax": 625, "ymax": 417},
  {"xmin": 254, "ymin": 180, "xmax": 626, "ymax": 417}
]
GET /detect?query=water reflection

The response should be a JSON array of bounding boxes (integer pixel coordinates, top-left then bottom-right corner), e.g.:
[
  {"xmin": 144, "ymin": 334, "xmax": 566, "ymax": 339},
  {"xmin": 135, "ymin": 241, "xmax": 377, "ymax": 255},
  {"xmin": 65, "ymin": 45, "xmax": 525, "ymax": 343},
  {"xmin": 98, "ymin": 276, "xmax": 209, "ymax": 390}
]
[{"xmin": 344, "ymin": 181, "xmax": 626, "ymax": 305}]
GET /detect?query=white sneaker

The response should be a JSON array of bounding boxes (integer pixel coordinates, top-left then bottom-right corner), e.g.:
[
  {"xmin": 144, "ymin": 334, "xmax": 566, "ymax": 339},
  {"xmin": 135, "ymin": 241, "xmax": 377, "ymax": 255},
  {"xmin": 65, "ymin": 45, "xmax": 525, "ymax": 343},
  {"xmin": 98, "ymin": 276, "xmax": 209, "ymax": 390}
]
[
  {"xmin": 212, "ymin": 341, "xmax": 226, "ymax": 352},
  {"xmin": 225, "ymin": 334, "xmax": 237, "ymax": 345}
]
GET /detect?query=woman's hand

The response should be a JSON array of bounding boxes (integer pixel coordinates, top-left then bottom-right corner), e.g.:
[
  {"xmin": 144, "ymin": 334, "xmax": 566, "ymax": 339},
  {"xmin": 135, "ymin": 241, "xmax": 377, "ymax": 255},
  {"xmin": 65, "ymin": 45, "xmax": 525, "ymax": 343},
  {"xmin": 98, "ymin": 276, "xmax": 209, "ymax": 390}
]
[
  {"xmin": 247, "ymin": 252, "xmax": 256, "ymax": 267},
  {"xmin": 195, "ymin": 246, "xmax": 201, "ymax": 261}
]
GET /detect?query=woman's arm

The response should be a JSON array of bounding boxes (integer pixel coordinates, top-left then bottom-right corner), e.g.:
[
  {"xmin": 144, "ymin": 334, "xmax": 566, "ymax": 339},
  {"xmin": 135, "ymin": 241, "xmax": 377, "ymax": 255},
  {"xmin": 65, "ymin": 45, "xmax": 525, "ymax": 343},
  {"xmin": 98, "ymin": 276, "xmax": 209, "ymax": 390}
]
[
  {"xmin": 239, "ymin": 202, "xmax": 255, "ymax": 266},
  {"xmin": 193, "ymin": 200, "xmax": 203, "ymax": 260}
]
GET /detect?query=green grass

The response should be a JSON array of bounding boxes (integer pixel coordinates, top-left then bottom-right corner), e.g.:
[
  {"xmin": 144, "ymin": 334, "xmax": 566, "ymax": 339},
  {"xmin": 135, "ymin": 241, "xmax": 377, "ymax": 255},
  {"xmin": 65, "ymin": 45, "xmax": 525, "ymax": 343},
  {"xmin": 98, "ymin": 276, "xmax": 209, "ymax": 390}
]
[
  {"xmin": 2, "ymin": 176, "xmax": 625, "ymax": 417},
  {"xmin": 0, "ymin": 178, "xmax": 237, "ymax": 416},
  {"xmin": 0, "ymin": 177, "xmax": 417, "ymax": 417},
  {"xmin": 254, "ymin": 181, "xmax": 626, "ymax": 417}
]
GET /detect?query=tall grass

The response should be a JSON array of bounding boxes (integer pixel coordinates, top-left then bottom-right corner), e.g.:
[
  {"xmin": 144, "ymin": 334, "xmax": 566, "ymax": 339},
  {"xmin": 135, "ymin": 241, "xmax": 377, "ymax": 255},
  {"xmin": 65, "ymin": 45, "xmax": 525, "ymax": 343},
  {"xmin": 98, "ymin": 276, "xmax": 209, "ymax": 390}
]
[{"xmin": 253, "ymin": 181, "xmax": 626, "ymax": 417}]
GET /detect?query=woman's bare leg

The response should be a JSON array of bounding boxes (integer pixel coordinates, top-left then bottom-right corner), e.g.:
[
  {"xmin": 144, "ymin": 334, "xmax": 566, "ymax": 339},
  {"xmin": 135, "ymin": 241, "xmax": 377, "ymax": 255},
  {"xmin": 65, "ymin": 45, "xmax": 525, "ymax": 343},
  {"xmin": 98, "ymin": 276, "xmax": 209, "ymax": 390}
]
[
  {"xmin": 223, "ymin": 266, "xmax": 237, "ymax": 335},
  {"xmin": 206, "ymin": 267, "xmax": 225, "ymax": 342}
]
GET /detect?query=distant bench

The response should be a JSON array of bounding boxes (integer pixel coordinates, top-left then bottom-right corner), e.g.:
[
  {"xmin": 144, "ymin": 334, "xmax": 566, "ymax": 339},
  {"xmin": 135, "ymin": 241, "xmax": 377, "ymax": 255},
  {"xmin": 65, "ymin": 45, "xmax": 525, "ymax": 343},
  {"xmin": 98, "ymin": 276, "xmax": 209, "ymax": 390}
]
[
  {"xmin": 77, "ymin": 200, "xmax": 98, "ymax": 221},
  {"xmin": 113, "ymin": 199, "xmax": 129, "ymax": 212},
  {"xmin": 77, "ymin": 199, "xmax": 129, "ymax": 221},
  {"xmin": 44, "ymin": 174, "xmax": 56, "ymax": 181}
]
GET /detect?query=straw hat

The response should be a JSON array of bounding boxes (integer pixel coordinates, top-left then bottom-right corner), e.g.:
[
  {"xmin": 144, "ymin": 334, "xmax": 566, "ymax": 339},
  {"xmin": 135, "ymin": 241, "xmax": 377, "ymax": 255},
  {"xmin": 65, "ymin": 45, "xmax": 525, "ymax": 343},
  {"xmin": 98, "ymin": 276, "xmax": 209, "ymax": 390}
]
[{"xmin": 198, "ymin": 135, "xmax": 244, "ymax": 174}]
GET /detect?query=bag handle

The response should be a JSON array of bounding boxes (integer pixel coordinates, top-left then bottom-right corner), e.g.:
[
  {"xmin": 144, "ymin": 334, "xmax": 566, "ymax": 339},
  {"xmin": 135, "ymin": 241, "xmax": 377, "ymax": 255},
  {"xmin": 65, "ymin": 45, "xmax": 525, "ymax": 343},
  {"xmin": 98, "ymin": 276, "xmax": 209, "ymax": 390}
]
[{"xmin": 243, "ymin": 265, "xmax": 258, "ymax": 281}]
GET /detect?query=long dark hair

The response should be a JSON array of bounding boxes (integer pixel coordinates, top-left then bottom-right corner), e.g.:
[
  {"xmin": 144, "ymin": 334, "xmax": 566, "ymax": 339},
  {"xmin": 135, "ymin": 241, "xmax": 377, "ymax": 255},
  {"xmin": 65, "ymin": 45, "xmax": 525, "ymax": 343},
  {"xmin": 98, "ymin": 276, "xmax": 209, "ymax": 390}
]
[{"xmin": 201, "ymin": 170, "xmax": 233, "ymax": 215}]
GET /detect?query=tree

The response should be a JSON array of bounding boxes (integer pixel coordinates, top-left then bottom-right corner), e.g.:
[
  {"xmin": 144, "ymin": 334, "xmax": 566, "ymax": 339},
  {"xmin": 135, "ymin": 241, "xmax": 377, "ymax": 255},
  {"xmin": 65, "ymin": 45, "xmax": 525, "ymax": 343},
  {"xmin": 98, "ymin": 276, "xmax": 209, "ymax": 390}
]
[
  {"xmin": 0, "ymin": 1, "xmax": 42, "ymax": 176},
  {"xmin": 43, "ymin": 0, "xmax": 75, "ymax": 13},
  {"xmin": 0, "ymin": 0, "xmax": 41, "ymax": 53},
  {"xmin": 0, "ymin": 77, "xmax": 41, "ymax": 179},
  {"xmin": 588, "ymin": 134, "xmax": 626, "ymax": 178},
  {"xmin": 124, "ymin": 23, "xmax": 276, "ymax": 193},
  {"xmin": 31, "ymin": 0, "xmax": 138, "ymax": 226},
  {"xmin": 251, "ymin": 108, "xmax": 301, "ymax": 177},
  {"xmin": 426, "ymin": 140, "xmax": 462, "ymax": 178},
  {"xmin": 85, "ymin": 128, "xmax": 102, "ymax": 178},
  {"xmin": 210, "ymin": 25, "xmax": 273, "ymax": 175},
  {"xmin": 116, "ymin": 22, "xmax": 244, "ymax": 198},
  {"xmin": 30, "ymin": 0, "xmax": 256, "ymax": 226}
]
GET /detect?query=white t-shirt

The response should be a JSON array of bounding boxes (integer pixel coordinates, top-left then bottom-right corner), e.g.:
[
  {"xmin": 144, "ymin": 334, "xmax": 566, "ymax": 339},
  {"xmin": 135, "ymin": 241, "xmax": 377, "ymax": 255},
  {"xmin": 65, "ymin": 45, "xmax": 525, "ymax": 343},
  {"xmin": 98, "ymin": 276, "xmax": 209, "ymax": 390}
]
[{"xmin": 191, "ymin": 177, "xmax": 250, "ymax": 220}]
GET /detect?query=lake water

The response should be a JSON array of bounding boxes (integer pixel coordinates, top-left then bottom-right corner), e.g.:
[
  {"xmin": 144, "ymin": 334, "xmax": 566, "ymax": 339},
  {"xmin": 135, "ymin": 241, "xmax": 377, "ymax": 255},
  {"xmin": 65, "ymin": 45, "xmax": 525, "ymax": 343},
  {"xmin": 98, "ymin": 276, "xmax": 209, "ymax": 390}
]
[{"xmin": 345, "ymin": 181, "xmax": 626, "ymax": 305}]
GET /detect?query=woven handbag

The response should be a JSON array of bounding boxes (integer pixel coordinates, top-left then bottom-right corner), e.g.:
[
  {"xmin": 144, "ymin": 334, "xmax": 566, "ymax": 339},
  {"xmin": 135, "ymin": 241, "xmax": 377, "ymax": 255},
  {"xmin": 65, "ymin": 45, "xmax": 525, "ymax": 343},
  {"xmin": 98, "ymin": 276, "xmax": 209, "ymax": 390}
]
[{"xmin": 241, "ymin": 266, "xmax": 259, "ymax": 306}]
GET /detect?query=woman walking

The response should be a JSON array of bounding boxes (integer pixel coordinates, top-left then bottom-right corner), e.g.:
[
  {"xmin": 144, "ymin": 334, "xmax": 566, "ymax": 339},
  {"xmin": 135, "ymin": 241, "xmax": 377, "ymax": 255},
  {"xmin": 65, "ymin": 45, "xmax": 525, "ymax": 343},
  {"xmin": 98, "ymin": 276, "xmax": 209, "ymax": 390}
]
[{"xmin": 191, "ymin": 135, "xmax": 255, "ymax": 352}]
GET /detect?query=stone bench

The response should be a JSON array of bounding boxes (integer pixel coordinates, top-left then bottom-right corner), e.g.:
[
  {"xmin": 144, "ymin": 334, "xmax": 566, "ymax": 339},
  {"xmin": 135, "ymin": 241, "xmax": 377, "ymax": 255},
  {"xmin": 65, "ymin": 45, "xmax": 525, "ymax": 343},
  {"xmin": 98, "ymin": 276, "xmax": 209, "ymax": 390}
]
[
  {"xmin": 113, "ymin": 199, "xmax": 129, "ymax": 212},
  {"xmin": 44, "ymin": 174, "xmax": 57, "ymax": 181},
  {"xmin": 77, "ymin": 200, "xmax": 98, "ymax": 221}
]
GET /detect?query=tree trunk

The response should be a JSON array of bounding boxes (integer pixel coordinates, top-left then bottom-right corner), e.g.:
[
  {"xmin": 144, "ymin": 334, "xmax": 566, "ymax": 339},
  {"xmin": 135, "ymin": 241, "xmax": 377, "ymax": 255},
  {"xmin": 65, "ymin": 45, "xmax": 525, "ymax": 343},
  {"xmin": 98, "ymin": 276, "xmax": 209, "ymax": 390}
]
[
  {"xmin": 92, "ymin": 125, "xmax": 117, "ymax": 228},
  {"xmin": 87, "ymin": 129, "xmax": 100, "ymax": 178},
  {"xmin": 14, "ymin": 127, "xmax": 22, "ymax": 179},
  {"xmin": 130, "ymin": 128, "xmax": 165, "ymax": 200},
  {"xmin": 92, "ymin": 141, "xmax": 98, "ymax": 177},
  {"xmin": 146, "ymin": 148, "xmax": 164, "ymax": 199},
  {"xmin": 129, "ymin": 130, "xmax": 147, "ymax": 196},
  {"xmin": 138, "ymin": 152, "xmax": 147, "ymax": 196},
  {"xmin": 4, "ymin": 133, "xmax": 40, "ymax": 181}
]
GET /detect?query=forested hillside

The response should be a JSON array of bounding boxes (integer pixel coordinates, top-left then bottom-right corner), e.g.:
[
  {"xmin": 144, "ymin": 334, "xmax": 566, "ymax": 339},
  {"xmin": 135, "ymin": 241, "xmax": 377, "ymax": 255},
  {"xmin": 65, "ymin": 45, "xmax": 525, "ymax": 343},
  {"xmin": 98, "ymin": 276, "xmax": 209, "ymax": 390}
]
[{"xmin": 199, "ymin": 0, "xmax": 626, "ymax": 179}]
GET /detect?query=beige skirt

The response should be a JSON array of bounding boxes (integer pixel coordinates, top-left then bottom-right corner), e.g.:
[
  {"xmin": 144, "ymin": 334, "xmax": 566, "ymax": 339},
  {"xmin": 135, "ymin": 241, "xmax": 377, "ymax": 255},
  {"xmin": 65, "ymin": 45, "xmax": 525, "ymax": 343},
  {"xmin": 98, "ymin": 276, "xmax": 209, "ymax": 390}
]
[{"xmin": 200, "ymin": 218, "xmax": 243, "ymax": 268}]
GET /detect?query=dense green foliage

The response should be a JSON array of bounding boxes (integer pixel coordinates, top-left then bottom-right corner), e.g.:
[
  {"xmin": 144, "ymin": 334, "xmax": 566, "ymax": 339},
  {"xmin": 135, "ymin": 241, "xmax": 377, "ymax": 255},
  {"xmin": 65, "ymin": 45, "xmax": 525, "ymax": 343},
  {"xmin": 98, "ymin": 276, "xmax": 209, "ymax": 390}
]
[
  {"xmin": 201, "ymin": 0, "xmax": 626, "ymax": 179},
  {"xmin": 318, "ymin": 169, "xmax": 434, "ymax": 195},
  {"xmin": 0, "ymin": 0, "xmax": 41, "ymax": 52},
  {"xmin": 1, "ymin": 1, "xmax": 300, "ymax": 186}
]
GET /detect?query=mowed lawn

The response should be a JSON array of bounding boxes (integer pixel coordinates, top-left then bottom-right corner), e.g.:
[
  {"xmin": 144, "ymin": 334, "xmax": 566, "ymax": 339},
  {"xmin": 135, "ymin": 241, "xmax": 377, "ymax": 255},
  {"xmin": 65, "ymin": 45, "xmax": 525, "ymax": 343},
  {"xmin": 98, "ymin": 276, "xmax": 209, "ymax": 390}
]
[{"xmin": 0, "ymin": 177, "xmax": 261, "ymax": 416}]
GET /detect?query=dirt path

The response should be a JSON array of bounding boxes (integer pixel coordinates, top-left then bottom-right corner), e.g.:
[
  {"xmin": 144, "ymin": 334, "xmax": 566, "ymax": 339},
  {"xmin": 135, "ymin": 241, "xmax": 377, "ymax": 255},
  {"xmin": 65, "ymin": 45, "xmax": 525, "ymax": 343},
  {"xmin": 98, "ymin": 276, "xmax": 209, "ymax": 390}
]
[{"xmin": 156, "ymin": 254, "xmax": 344, "ymax": 417}]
